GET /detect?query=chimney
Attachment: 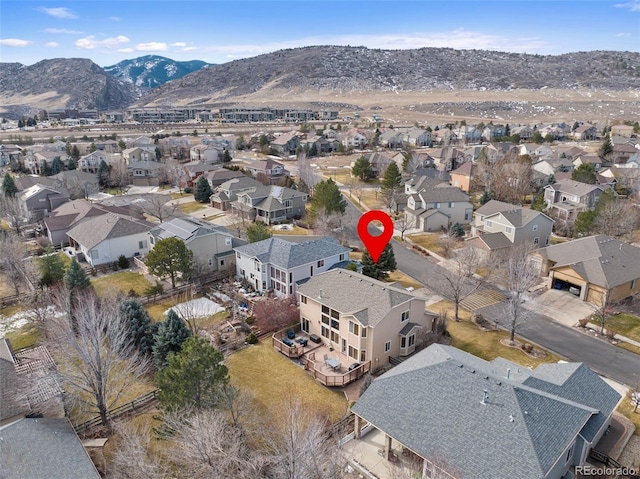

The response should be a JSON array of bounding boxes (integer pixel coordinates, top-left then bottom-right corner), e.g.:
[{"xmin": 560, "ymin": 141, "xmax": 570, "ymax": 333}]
[{"xmin": 481, "ymin": 390, "xmax": 489, "ymax": 405}]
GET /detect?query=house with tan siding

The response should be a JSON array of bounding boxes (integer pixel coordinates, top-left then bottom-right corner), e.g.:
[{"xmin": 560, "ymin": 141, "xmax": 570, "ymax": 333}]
[{"xmin": 297, "ymin": 269, "xmax": 436, "ymax": 367}]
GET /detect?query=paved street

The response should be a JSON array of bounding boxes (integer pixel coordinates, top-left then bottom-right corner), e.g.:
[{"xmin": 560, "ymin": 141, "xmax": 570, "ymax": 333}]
[{"xmin": 340, "ymin": 194, "xmax": 640, "ymax": 386}]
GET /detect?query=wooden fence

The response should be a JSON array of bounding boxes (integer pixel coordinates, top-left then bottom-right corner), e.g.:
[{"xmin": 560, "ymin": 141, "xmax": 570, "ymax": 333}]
[
  {"xmin": 0, "ymin": 293, "xmax": 20, "ymax": 308},
  {"xmin": 73, "ymin": 389, "xmax": 159, "ymax": 434}
]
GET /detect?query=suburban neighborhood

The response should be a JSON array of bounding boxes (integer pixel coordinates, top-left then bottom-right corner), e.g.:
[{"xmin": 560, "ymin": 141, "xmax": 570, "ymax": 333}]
[{"xmin": 2, "ymin": 36, "xmax": 640, "ymax": 479}]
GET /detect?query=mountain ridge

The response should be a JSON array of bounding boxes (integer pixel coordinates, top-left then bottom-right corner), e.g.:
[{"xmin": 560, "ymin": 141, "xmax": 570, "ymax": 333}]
[{"xmin": 103, "ymin": 55, "xmax": 211, "ymax": 89}]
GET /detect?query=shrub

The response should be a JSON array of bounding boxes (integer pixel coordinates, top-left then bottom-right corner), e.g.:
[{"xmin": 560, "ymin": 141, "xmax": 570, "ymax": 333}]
[
  {"xmin": 245, "ymin": 316, "xmax": 256, "ymax": 325},
  {"xmin": 118, "ymin": 255, "xmax": 130, "ymax": 269},
  {"xmin": 246, "ymin": 332, "xmax": 258, "ymax": 344},
  {"xmin": 346, "ymin": 262, "xmax": 358, "ymax": 272},
  {"xmin": 127, "ymin": 288, "xmax": 139, "ymax": 298},
  {"xmin": 184, "ymin": 186, "xmax": 192, "ymax": 194},
  {"xmin": 112, "ymin": 261, "xmax": 119, "ymax": 271},
  {"xmin": 605, "ymin": 329, "xmax": 616, "ymax": 341},
  {"xmin": 521, "ymin": 343, "xmax": 533, "ymax": 353},
  {"xmin": 577, "ymin": 318, "xmax": 589, "ymax": 328}
]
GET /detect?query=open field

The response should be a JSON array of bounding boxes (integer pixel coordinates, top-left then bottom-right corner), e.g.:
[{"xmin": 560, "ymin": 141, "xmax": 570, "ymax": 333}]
[{"xmin": 226, "ymin": 340, "xmax": 348, "ymax": 423}]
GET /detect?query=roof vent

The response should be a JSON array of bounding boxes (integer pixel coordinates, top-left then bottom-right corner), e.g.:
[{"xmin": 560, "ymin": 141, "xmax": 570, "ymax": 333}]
[
  {"xmin": 509, "ymin": 414, "xmax": 515, "ymax": 422},
  {"xmin": 481, "ymin": 390, "xmax": 489, "ymax": 405},
  {"xmin": 506, "ymin": 368, "xmax": 511, "ymax": 379}
]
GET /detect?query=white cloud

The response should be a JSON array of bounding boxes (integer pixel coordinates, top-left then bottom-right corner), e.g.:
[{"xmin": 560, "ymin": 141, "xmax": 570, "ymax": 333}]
[
  {"xmin": 182, "ymin": 47, "xmax": 197, "ymax": 52},
  {"xmin": 44, "ymin": 42, "xmax": 60, "ymax": 47},
  {"xmin": 0, "ymin": 38, "xmax": 33, "ymax": 47},
  {"xmin": 108, "ymin": 16, "xmax": 121, "ymax": 21},
  {"xmin": 75, "ymin": 35, "xmax": 129, "ymax": 50},
  {"xmin": 118, "ymin": 48, "xmax": 134, "ymax": 53},
  {"xmin": 136, "ymin": 42, "xmax": 168, "ymax": 51},
  {"xmin": 615, "ymin": 32, "xmax": 632, "ymax": 37},
  {"xmin": 36, "ymin": 7, "xmax": 78, "ymax": 19},
  {"xmin": 171, "ymin": 42, "xmax": 187, "ymax": 47},
  {"xmin": 614, "ymin": 1, "xmax": 640, "ymax": 12},
  {"xmin": 44, "ymin": 28, "xmax": 84, "ymax": 34}
]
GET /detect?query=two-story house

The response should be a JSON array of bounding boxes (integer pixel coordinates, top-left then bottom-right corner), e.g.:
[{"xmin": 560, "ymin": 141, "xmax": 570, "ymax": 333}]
[
  {"xmin": 244, "ymin": 158, "xmax": 290, "ymax": 185},
  {"xmin": 148, "ymin": 217, "xmax": 245, "ymax": 273},
  {"xmin": 127, "ymin": 160, "xmax": 164, "ymax": 186},
  {"xmin": 402, "ymin": 128, "xmax": 431, "ymax": 147},
  {"xmin": 468, "ymin": 200, "xmax": 554, "ymax": 253},
  {"xmin": 297, "ymin": 269, "xmax": 437, "ymax": 365},
  {"xmin": 77, "ymin": 150, "xmax": 111, "ymax": 174},
  {"xmin": 235, "ymin": 184, "xmax": 308, "ymax": 224},
  {"xmin": 0, "ymin": 144, "xmax": 22, "ymax": 167},
  {"xmin": 210, "ymin": 176, "xmax": 264, "ymax": 211},
  {"xmin": 234, "ymin": 237, "xmax": 350, "ymax": 296},
  {"xmin": 16, "ymin": 184, "xmax": 70, "ymax": 221},
  {"xmin": 343, "ymin": 129, "xmax": 368, "ymax": 149},
  {"xmin": 404, "ymin": 177, "xmax": 473, "ymax": 231},
  {"xmin": 379, "ymin": 130, "xmax": 404, "ymax": 149},
  {"xmin": 189, "ymin": 144, "xmax": 220, "ymax": 163},
  {"xmin": 270, "ymin": 132, "xmax": 300, "ymax": 156},
  {"xmin": 122, "ymin": 147, "xmax": 153, "ymax": 163},
  {"xmin": 544, "ymin": 180, "xmax": 607, "ymax": 219},
  {"xmin": 449, "ymin": 161, "xmax": 474, "ymax": 193}
]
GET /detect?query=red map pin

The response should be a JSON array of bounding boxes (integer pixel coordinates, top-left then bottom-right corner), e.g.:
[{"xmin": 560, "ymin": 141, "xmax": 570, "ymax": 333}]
[{"xmin": 357, "ymin": 210, "xmax": 394, "ymax": 263}]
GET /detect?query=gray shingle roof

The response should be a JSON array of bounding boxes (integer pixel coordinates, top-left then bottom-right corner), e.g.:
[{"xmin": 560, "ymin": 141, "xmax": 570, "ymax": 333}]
[
  {"xmin": 475, "ymin": 199, "xmax": 520, "ymax": 217},
  {"xmin": 149, "ymin": 217, "xmax": 235, "ymax": 244},
  {"xmin": 418, "ymin": 186, "xmax": 470, "ymax": 204},
  {"xmin": 537, "ymin": 234, "xmax": 640, "ymax": 288},
  {"xmin": 234, "ymin": 236, "xmax": 349, "ymax": 270},
  {"xmin": 67, "ymin": 213, "xmax": 153, "ymax": 250},
  {"xmin": 352, "ymin": 344, "xmax": 616, "ymax": 479},
  {"xmin": 472, "ymin": 232, "xmax": 514, "ymax": 250},
  {"xmin": 296, "ymin": 269, "xmax": 417, "ymax": 327},
  {"xmin": 547, "ymin": 180, "xmax": 604, "ymax": 197},
  {"xmin": 0, "ymin": 418, "xmax": 101, "ymax": 479}
]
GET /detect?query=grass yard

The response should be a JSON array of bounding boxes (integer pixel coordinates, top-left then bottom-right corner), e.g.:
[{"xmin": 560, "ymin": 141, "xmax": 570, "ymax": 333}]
[
  {"xmin": 91, "ymin": 271, "xmax": 153, "ymax": 298},
  {"xmin": 0, "ymin": 273, "xmax": 14, "ymax": 296},
  {"xmin": 4, "ymin": 322, "xmax": 42, "ymax": 350},
  {"xmin": 272, "ymin": 225, "xmax": 312, "ymax": 236},
  {"xmin": 407, "ymin": 233, "xmax": 447, "ymax": 255},
  {"xmin": 349, "ymin": 251, "xmax": 363, "ymax": 260},
  {"xmin": 170, "ymin": 192, "xmax": 191, "ymax": 200},
  {"xmin": 320, "ymin": 169, "xmax": 354, "ymax": 186},
  {"xmin": 358, "ymin": 189, "xmax": 386, "ymax": 211},
  {"xmin": 226, "ymin": 341, "xmax": 348, "ymax": 423},
  {"xmin": 589, "ymin": 313, "xmax": 640, "ymax": 343},
  {"xmin": 387, "ymin": 270, "xmax": 423, "ymax": 290},
  {"xmin": 146, "ymin": 297, "xmax": 183, "ymax": 322},
  {"xmin": 429, "ymin": 300, "xmax": 563, "ymax": 368},
  {"xmin": 618, "ymin": 393, "xmax": 640, "ymax": 436},
  {"xmin": 178, "ymin": 201, "xmax": 206, "ymax": 214}
]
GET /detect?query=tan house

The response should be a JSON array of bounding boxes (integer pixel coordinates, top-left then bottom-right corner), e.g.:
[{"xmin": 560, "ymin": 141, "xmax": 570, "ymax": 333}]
[
  {"xmin": 449, "ymin": 161, "xmax": 474, "ymax": 192},
  {"xmin": 533, "ymin": 235, "xmax": 640, "ymax": 304},
  {"xmin": 297, "ymin": 269, "xmax": 436, "ymax": 368}
]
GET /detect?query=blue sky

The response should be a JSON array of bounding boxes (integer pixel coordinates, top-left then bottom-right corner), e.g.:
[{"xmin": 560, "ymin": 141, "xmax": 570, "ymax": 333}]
[{"xmin": 1, "ymin": 1, "xmax": 638, "ymax": 66}]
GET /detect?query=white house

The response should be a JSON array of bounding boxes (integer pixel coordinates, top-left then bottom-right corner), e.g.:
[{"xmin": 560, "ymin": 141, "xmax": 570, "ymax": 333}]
[{"xmin": 233, "ymin": 237, "xmax": 351, "ymax": 297}]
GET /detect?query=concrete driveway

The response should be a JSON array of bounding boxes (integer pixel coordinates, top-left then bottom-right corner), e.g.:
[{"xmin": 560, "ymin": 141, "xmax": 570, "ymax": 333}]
[{"xmin": 528, "ymin": 289, "xmax": 595, "ymax": 328}]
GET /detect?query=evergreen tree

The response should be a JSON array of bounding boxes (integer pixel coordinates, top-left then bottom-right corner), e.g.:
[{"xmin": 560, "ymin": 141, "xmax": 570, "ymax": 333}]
[
  {"xmin": 67, "ymin": 158, "xmax": 76, "ymax": 170},
  {"xmin": 449, "ymin": 222, "xmax": 464, "ymax": 238},
  {"xmin": 64, "ymin": 258, "xmax": 91, "ymax": 292},
  {"xmin": 152, "ymin": 309, "xmax": 191, "ymax": 369},
  {"xmin": 118, "ymin": 139, "xmax": 127, "ymax": 151},
  {"xmin": 193, "ymin": 175, "xmax": 213, "ymax": 203},
  {"xmin": 361, "ymin": 243, "xmax": 397, "ymax": 281},
  {"xmin": 89, "ymin": 143, "xmax": 97, "ymax": 153},
  {"xmin": 41, "ymin": 160, "xmax": 52, "ymax": 176},
  {"xmin": 155, "ymin": 147, "xmax": 162, "ymax": 161},
  {"xmin": 50, "ymin": 156, "xmax": 64, "ymax": 175},
  {"xmin": 246, "ymin": 221, "xmax": 273, "ymax": 243},
  {"xmin": 119, "ymin": 298, "xmax": 154, "ymax": 355},
  {"xmin": 351, "ymin": 156, "xmax": 376, "ymax": 181},
  {"xmin": 531, "ymin": 131, "xmax": 544, "ymax": 144},
  {"xmin": 145, "ymin": 237, "xmax": 193, "ymax": 288},
  {"xmin": 479, "ymin": 190, "xmax": 492, "ymax": 205},
  {"xmin": 71, "ymin": 145, "xmax": 81, "ymax": 161},
  {"xmin": 312, "ymin": 178, "xmax": 347, "ymax": 215},
  {"xmin": 156, "ymin": 336, "xmax": 228, "ymax": 410},
  {"xmin": 222, "ymin": 149, "xmax": 232, "ymax": 163},
  {"xmin": 381, "ymin": 162, "xmax": 402, "ymax": 194},
  {"xmin": 571, "ymin": 163, "xmax": 597, "ymax": 184},
  {"xmin": 599, "ymin": 133, "xmax": 613, "ymax": 158},
  {"xmin": 38, "ymin": 250, "xmax": 66, "ymax": 288},
  {"xmin": 2, "ymin": 172, "xmax": 18, "ymax": 197},
  {"xmin": 98, "ymin": 159, "xmax": 111, "ymax": 187}
]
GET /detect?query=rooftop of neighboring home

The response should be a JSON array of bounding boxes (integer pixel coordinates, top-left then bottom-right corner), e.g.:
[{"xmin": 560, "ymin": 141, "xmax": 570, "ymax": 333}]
[
  {"xmin": 296, "ymin": 269, "xmax": 423, "ymax": 327},
  {"xmin": 475, "ymin": 200, "xmax": 553, "ymax": 227},
  {"xmin": 149, "ymin": 217, "xmax": 244, "ymax": 247},
  {"xmin": 0, "ymin": 417, "xmax": 101, "ymax": 479},
  {"xmin": 546, "ymin": 179, "xmax": 604, "ymax": 197},
  {"xmin": 450, "ymin": 161, "xmax": 474, "ymax": 176},
  {"xmin": 43, "ymin": 199, "xmax": 134, "ymax": 232},
  {"xmin": 536, "ymin": 234, "xmax": 640, "ymax": 288},
  {"xmin": 127, "ymin": 160, "xmax": 164, "ymax": 170},
  {"xmin": 352, "ymin": 344, "xmax": 621, "ymax": 479},
  {"xmin": 13, "ymin": 175, "xmax": 58, "ymax": 191},
  {"xmin": 67, "ymin": 213, "xmax": 153, "ymax": 249},
  {"xmin": 204, "ymin": 168, "xmax": 246, "ymax": 183},
  {"xmin": 16, "ymin": 183, "xmax": 68, "ymax": 201},
  {"xmin": 235, "ymin": 236, "xmax": 350, "ymax": 270}
]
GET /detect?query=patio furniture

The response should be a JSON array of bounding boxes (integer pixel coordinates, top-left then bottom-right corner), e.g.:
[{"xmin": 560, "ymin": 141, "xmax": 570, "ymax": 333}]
[
  {"xmin": 326, "ymin": 357, "xmax": 340, "ymax": 370},
  {"xmin": 296, "ymin": 338, "xmax": 308, "ymax": 347},
  {"xmin": 282, "ymin": 337, "xmax": 294, "ymax": 347},
  {"xmin": 309, "ymin": 334, "xmax": 321, "ymax": 344},
  {"xmin": 287, "ymin": 330, "xmax": 295, "ymax": 340},
  {"xmin": 348, "ymin": 362, "xmax": 360, "ymax": 372}
]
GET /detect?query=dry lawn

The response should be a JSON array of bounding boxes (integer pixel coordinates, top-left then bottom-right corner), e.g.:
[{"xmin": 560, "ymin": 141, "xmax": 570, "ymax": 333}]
[
  {"xmin": 387, "ymin": 270, "xmax": 423, "ymax": 290},
  {"xmin": 226, "ymin": 340, "xmax": 348, "ymax": 423},
  {"xmin": 429, "ymin": 300, "xmax": 562, "ymax": 368},
  {"xmin": 407, "ymin": 233, "xmax": 448, "ymax": 255},
  {"xmin": 589, "ymin": 313, "xmax": 640, "ymax": 343},
  {"xmin": 91, "ymin": 271, "xmax": 153, "ymax": 298},
  {"xmin": 178, "ymin": 201, "xmax": 206, "ymax": 214},
  {"xmin": 4, "ymin": 322, "xmax": 41, "ymax": 350}
]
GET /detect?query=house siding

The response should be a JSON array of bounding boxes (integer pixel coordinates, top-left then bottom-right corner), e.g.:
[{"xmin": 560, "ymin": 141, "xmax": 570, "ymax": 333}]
[{"xmin": 80, "ymin": 233, "xmax": 150, "ymax": 267}]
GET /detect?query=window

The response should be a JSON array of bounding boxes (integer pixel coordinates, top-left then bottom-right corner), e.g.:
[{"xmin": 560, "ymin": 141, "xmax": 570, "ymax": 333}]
[
  {"xmin": 505, "ymin": 227, "xmax": 513, "ymax": 234},
  {"xmin": 300, "ymin": 295, "xmax": 307, "ymax": 304},
  {"xmin": 208, "ymin": 258, "xmax": 213, "ymax": 266},
  {"xmin": 149, "ymin": 237, "xmax": 154, "ymax": 244},
  {"xmin": 362, "ymin": 327, "xmax": 367, "ymax": 338},
  {"xmin": 220, "ymin": 259, "xmax": 225, "ymax": 266},
  {"xmin": 321, "ymin": 326, "xmax": 329, "ymax": 338},
  {"xmin": 408, "ymin": 334, "xmax": 415, "ymax": 347},
  {"xmin": 360, "ymin": 350, "xmax": 366, "ymax": 362},
  {"xmin": 401, "ymin": 310, "xmax": 410, "ymax": 322},
  {"xmin": 448, "ymin": 202, "xmax": 454, "ymax": 208},
  {"xmin": 225, "ymin": 237, "xmax": 232, "ymax": 246},
  {"xmin": 348, "ymin": 345, "xmax": 358, "ymax": 360},
  {"xmin": 565, "ymin": 443, "xmax": 574, "ymax": 464},
  {"xmin": 532, "ymin": 224, "xmax": 538, "ymax": 231},
  {"xmin": 138, "ymin": 240, "xmax": 147, "ymax": 249},
  {"xmin": 339, "ymin": 254, "xmax": 345, "ymax": 261},
  {"xmin": 435, "ymin": 202, "xmax": 441, "ymax": 209},
  {"xmin": 301, "ymin": 317, "xmax": 310, "ymax": 333},
  {"xmin": 349, "ymin": 321, "xmax": 359, "ymax": 336},
  {"xmin": 254, "ymin": 261, "xmax": 261, "ymax": 272},
  {"xmin": 384, "ymin": 341, "xmax": 391, "ymax": 352},
  {"xmin": 330, "ymin": 319, "xmax": 339, "ymax": 330},
  {"xmin": 485, "ymin": 220, "xmax": 493, "ymax": 227},
  {"xmin": 534, "ymin": 237, "xmax": 540, "ymax": 245},
  {"xmin": 632, "ymin": 279, "xmax": 637, "ymax": 290},
  {"xmin": 401, "ymin": 337, "xmax": 406, "ymax": 348},
  {"xmin": 317, "ymin": 259, "xmax": 324, "ymax": 268},
  {"xmin": 545, "ymin": 236, "xmax": 550, "ymax": 245},
  {"xmin": 236, "ymin": 252, "xmax": 241, "ymax": 259}
]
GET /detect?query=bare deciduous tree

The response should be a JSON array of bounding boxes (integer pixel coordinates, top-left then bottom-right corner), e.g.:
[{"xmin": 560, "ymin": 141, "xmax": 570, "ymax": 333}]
[
  {"xmin": 110, "ymin": 419, "xmax": 171, "ymax": 479},
  {"xmin": 395, "ymin": 212, "xmax": 416, "ymax": 241},
  {"xmin": 0, "ymin": 194, "xmax": 29, "ymax": 234},
  {"xmin": 0, "ymin": 231, "xmax": 28, "ymax": 295},
  {"xmin": 136, "ymin": 194, "xmax": 178, "ymax": 223},
  {"xmin": 252, "ymin": 298, "xmax": 299, "ymax": 333},
  {"xmin": 108, "ymin": 161, "xmax": 131, "ymax": 193},
  {"xmin": 437, "ymin": 246, "xmax": 486, "ymax": 321},
  {"xmin": 45, "ymin": 290, "xmax": 150, "ymax": 428},
  {"xmin": 593, "ymin": 200, "xmax": 640, "ymax": 238},
  {"xmin": 297, "ymin": 152, "xmax": 320, "ymax": 195},
  {"xmin": 589, "ymin": 286, "xmax": 616, "ymax": 336},
  {"xmin": 497, "ymin": 245, "xmax": 540, "ymax": 345}
]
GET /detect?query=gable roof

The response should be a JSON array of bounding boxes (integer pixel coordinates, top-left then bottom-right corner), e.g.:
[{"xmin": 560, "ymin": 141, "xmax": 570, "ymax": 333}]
[
  {"xmin": 235, "ymin": 236, "xmax": 349, "ymax": 270},
  {"xmin": 149, "ymin": 217, "xmax": 242, "ymax": 247},
  {"xmin": 418, "ymin": 185, "xmax": 470, "ymax": 204},
  {"xmin": 546, "ymin": 179, "xmax": 604, "ymax": 197},
  {"xmin": 352, "ymin": 344, "xmax": 618, "ymax": 479},
  {"xmin": 0, "ymin": 418, "xmax": 101, "ymax": 479},
  {"xmin": 296, "ymin": 269, "xmax": 418, "ymax": 327},
  {"xmin": 67, "ymin": 213, "xmax": 153, "ymax": 250},
  {"xmin": 450, "ymin": 161, "xmax": 473, "ymax": 176},
  {"xmin": 537, "ymin": 234, "xmax": 640, "ymax": 289}
]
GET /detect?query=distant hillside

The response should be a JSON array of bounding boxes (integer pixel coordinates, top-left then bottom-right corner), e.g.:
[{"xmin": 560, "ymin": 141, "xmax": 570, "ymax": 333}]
[
  {"xmin": 0, "ymin": 58, "xmax": 137, "ymax": 116},
  {"xmin": 104, "ymin": 55, "xmax": 211, "ymax": 89},
  {"xmin": 139, "ymin": 46, "xmax": 640, "ymax": 106}
]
